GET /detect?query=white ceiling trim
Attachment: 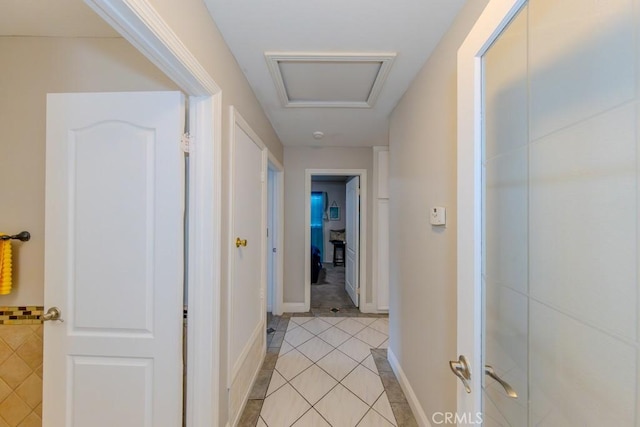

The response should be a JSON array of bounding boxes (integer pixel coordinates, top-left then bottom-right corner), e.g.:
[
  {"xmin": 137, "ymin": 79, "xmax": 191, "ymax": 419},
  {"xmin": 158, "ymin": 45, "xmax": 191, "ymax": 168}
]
[{"xmin": 265, "ymin": 52, "xmax": 396, "ymax": 108}]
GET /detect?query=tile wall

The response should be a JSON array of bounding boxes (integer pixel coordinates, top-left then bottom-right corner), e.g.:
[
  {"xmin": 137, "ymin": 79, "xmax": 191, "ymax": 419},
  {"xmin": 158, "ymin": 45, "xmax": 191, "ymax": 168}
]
[{"xmin": 0, "ymin": 307, "xmax": 44, "ymax": 427}]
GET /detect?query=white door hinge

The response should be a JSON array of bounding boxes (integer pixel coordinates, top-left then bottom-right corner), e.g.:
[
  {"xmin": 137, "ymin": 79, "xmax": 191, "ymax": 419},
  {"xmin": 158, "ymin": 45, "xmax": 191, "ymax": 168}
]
[
  {"xmin": 356, "ymin": 287, "xmax": 360, "ymax": 295},
  {"xmin": 181, "ymin": 133, "xmax": 192, "ymax": 153}
]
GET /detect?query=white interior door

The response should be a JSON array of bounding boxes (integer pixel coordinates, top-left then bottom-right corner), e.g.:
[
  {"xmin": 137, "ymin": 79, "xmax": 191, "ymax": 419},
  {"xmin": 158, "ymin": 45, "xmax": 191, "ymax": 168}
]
[
  {"xmin": 43, "ymin": 91, "xmax": 185, "ymax": 427},
  {"xmin": 345, "ymin": 176, "xmax": 360, "ymax": 306},
  {"xmin": 228, "ymin": 110, "xmax": 267, "ymax": 386}
]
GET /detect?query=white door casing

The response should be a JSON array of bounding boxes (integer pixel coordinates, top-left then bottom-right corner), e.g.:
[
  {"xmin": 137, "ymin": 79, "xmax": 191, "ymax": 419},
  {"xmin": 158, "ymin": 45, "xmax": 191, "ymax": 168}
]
[
  {"xmin": 303, "ymin": 169, "xmax": 367, "ymax": 312},
  {"xmin": 82, "ymin": 1, "xmax": 224, "ymax": 425},
  {"xmin": 228, "ymin": 107, "xmax": 268, "ymax": 387},
  {"xmin": 457, "ymin": 0, "xmax": 527, "ymax": 419},
  {"xmin": 267, "ymin": 169, "xmax": 275, "ymax": 313},
  {"xmin": 44, "ymin": 91, "xmax": 185, "ymax": 427},
  {"xmin": 267, "ymin": 155, "xmax": 284, "ymax": 316},
  {"xmin": 345, "ymin": 176, "xmax": 360, "ymax": 307},
  {"xmin": 373, "ymin": 147, "xmax": 389, "ymax": 311}
]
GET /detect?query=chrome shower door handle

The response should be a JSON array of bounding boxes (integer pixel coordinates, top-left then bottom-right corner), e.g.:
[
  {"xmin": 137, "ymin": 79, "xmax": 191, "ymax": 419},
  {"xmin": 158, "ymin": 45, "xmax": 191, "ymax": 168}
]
[
  {"xmin": 484, "ymin": 365, "xmax": 517, "ymax": 398},
  {"xmin": 449, "ymin": 355, "xmax": 472, "ymax": 393}
]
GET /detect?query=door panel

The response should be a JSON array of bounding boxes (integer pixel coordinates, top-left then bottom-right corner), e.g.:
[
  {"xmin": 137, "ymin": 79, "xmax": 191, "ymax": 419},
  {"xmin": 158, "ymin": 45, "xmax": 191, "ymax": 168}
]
[
  {"xmin": 72, "ymin": 122, "xmax": 155, "ymax": 332},
  {"xmin": 229, "ymin": 119, "xmax": 266, "ymax": 382},
  {"xmin": 71, "ymin": 357, "xmax": 152, "ymax": 426},
  {"xmin": 44, "ymin": 91, "xmax": 184, "ymax": 427},
  {"xmin": 345, "ymin": 176, "xmax": 360, "ymax": 306}
]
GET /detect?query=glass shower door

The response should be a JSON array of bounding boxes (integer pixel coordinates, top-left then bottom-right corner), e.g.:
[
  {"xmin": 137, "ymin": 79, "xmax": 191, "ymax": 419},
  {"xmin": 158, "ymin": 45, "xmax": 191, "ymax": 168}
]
[
  {"xmin": 482, "ymin": 4, "xmax": 529, "ymax": 426},
  {"xmin": 481, "ymin": 0, "xmax": 638, "ymax": 425}
]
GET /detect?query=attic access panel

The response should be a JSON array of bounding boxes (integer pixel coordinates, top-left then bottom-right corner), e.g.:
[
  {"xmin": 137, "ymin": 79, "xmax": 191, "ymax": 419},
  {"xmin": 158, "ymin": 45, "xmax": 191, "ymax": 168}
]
[{"xmin": 265, "ymin": 53, "xmax": 396, "ymax": 108}]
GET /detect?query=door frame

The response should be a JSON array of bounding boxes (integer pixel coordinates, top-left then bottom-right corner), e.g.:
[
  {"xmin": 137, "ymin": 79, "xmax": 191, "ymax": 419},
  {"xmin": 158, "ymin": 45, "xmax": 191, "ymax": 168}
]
[
  {"xmin": 304, "ymin": 169, "xmax": 367, "ymax": 312},
  {"xmin": 268, "ymin": 155, "xmax": 285, "ymax": 315},
  {"xmin": 344, "ymin": 176, "xmax": 361, "ymax": 307},
  {"xmin": 457, "ymin": 0, "xmax": 527, "ymax": 418},
  {"xmin": 84, "ymin": 1, "xmax": 223, "ymax": 426}
]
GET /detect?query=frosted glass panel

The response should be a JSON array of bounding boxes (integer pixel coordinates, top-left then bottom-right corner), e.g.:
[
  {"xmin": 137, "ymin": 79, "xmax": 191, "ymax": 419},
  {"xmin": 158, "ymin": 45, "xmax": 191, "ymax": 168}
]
[
  {"xmin": 482, "ymin": 6, "xmax": 529, "ymax": 426},
  {"xmin": 483, "ymin": 285, "xmax": 527, "ymax": 425},
  {"xmin": 484, "ymin": 148, "xmax": 528, "ymax": 293},
  {"xmin": 529, "ymin": 0, "xmax": 635, "ymax": 140},
  {"xmin": 482, "ymin": 0, "xmax": 638, "ymax": 424},
  {"xmin": 529, "ymin": 105, "xmax": 637, "ymax": 340},
  {"xmin": 484, "ymin": 6, "xmax": 528, "ymax": 161},
  {"xmin": 529, "ymin": 302, "xmax": 636, "ymax": 426}
]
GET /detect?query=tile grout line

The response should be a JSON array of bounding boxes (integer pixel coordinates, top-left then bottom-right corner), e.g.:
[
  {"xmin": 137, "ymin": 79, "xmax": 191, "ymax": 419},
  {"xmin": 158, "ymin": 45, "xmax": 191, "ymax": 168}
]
[
  {"xmin": 288, "ymin": 317, "xmax": 390, "ymax": 425},
  {"xmin": 240, "ymin": 315, "xmax": 404, "ymax": 427}
]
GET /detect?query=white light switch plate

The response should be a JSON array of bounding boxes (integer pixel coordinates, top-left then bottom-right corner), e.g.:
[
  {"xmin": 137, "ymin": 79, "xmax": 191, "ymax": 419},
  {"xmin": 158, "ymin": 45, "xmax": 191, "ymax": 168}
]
[{"xmin": 430, "ymin": 206, "xmax": 446, "ymax": 226}]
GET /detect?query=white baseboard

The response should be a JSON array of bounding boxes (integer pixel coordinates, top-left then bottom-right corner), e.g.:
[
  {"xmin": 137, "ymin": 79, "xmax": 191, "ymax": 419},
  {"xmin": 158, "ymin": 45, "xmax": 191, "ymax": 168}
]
[
  {"xmin": 230, "ymin": 320, "xmax": 264, "ymax": 386},
  {"xmin": 360, "ymin": 302, "xmax": 388, "ymax": 314},
  {"xmin": 281, "ymin": 302, "xmax": 388, "ymax": 314},
  {"xmin": 281, "ymin": 302, "xmax": 307, "ymax": 313},
  {"xmin": 387, "ymin": 348, "xmax": 432, "ymax": 427},
  {"xmin": 230, "ymin": 344, "xmax": 265, "ymax": 427}
]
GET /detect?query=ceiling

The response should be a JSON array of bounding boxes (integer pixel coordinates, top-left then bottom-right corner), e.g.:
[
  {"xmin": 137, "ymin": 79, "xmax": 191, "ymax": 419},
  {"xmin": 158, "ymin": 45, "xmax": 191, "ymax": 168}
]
[
  {"xmin": 203, "ymin": 0, "xmax": 467, "ymax": 147},
  {"xmin": 3, "ymin": 0, "xmax": 468, "ymax": 148}
]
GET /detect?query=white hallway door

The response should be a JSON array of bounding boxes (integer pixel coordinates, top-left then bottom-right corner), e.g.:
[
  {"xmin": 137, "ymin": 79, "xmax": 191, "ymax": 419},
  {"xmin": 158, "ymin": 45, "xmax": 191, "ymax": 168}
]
[
  {"xmin": 345, "ymin": 176, "xmax": 360, "ymax": 306},
  {"xmin": 44, "ymin": 92, "xmax": 185, "ymax": 427},
  {"xmin": 228, "ymin": 109, "xmax": 267, "ymax": 397}
]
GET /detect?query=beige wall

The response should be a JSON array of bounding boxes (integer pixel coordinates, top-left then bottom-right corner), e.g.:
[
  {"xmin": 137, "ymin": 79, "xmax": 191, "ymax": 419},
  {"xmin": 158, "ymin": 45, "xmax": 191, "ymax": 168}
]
[
  {"xmin": 284, "ymin": 147, "xmax": 374, "ymax": 306},
  {"xmin": 0, "ymin": 36, "xmax": 178, "ymax": 307},
  {"xmin": 387, "ymin": 0, "xmax": 489, "ymax": 422},
  {"xmin": 137, "ymin": 2, "xmax": 285, "ymax": 424},
  {"xmin": 146, "ymin": 0, "xmax": 283, "ymax": 162}
]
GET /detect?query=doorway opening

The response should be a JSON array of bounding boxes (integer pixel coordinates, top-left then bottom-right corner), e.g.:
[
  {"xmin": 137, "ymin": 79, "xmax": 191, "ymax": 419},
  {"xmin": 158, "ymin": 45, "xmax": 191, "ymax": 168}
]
[
  {"xmin": 305, "ymin": 169, "xmax": 367, "ymax": 313},
  {"xmin": 310, "ymin": 175, "xmax": 353, "ymax": 310},
  {"xmin": 267, "ymin": 155, "xmax": 284, "ymax": 318},
  {"xmin": 30, "ymin": 1, "xmax": 224, "ymax": 426}
]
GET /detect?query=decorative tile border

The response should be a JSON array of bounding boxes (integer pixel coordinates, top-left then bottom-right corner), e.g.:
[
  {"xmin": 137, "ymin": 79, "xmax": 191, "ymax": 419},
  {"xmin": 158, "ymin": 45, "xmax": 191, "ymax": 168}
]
[{"xmin": 0, "ymin": 306, "xmax": 44, "ymax": 325}]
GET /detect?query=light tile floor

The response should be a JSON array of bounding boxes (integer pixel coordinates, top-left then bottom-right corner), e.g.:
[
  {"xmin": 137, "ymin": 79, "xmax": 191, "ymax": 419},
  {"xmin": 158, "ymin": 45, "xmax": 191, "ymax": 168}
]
[{"xmin": 239, "ymin": 314, "xmax": 417, "ymax": 427}]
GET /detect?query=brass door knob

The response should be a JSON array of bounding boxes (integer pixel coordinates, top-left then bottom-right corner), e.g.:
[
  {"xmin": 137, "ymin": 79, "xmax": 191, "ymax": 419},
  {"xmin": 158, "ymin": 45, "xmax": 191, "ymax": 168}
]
[{"xmin": 235, "ymin": 238, "xmax": 248, "ymax": 248}]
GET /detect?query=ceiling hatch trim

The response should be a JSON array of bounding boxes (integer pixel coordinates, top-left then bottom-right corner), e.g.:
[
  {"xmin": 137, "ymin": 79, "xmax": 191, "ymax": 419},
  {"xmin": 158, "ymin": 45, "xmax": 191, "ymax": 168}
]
[{"xmin": 265, "ymin": 52, "xmax": 396, "ymax": 108}]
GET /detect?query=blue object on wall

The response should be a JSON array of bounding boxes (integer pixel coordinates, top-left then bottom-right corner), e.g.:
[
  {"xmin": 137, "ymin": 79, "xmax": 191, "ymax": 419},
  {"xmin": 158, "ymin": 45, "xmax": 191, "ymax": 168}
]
[{"xmin": 311, "ymin": 192, "xmax": 324, "ymax": 258}]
